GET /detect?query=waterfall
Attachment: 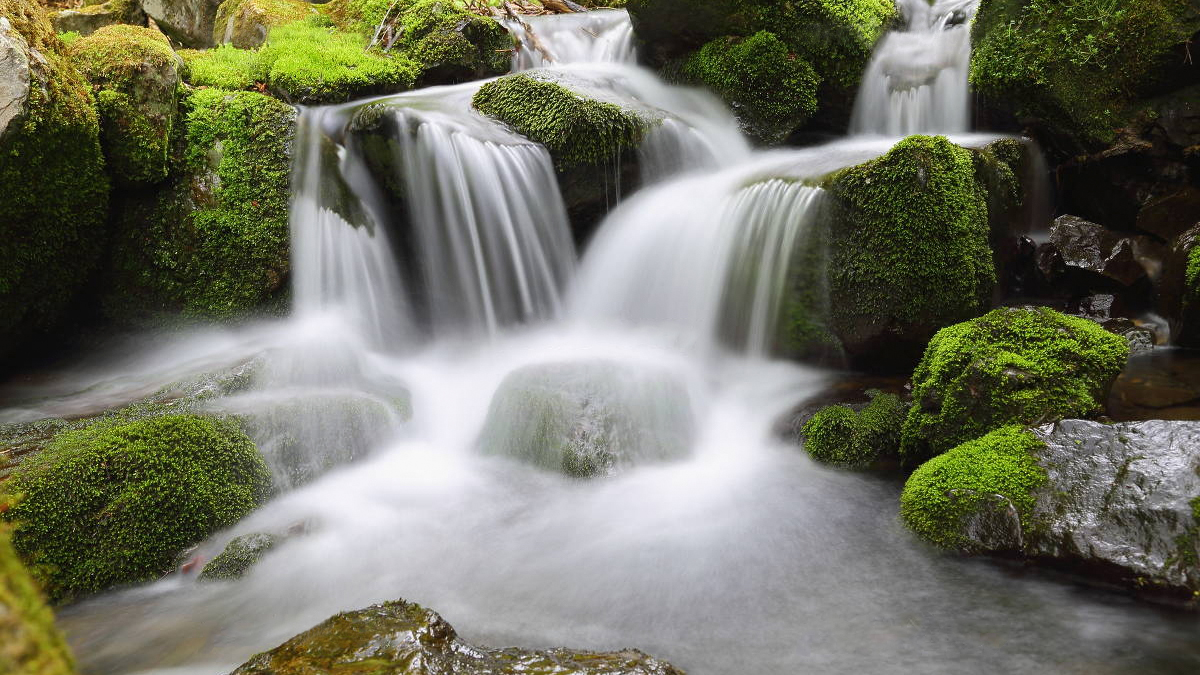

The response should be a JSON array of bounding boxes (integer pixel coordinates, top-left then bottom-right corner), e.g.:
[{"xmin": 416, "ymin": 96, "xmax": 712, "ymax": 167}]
[
  {"xmin": 850, "ymin": 0, "xmax": 979, "ymax": 135},
  {"xmin": 505, "ymin": 9, "xmax": 636, "ymax": 70}
]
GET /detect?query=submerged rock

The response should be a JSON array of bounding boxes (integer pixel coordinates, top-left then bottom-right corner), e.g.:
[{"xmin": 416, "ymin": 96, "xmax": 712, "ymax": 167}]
[
  {"xmin": 0, "ymin": 526, "xmax": 76, "ymax": 675},
  {"xmin": 229, "ymin": 599, "xmax": 686, "ymax": 674},
  {"xmin": 478, "ymin": 361, "xmax": 693, "ymax": 478},
  {"xmin": 198, "ymin": 532, "xmax": 278, "ymax": 581},
  {"xmin": 902, "ymin": 420, "xmax": 1200, "ymax": 597}
]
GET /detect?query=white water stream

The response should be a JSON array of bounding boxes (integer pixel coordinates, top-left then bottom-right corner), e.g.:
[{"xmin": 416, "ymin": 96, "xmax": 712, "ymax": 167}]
[{"xmin": 2, "ymin": 6, "xmax": 1196, "ymax": 675}]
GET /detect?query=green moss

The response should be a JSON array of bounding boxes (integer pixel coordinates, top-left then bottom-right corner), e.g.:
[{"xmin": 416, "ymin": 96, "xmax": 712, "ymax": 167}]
[
  {"xmin": 0, "ymin": 0, "xmax": 109, "ymax": 361},
  {"xmin": 801, "ymin": 390, "xmax": 907, "ymax": 468},
  {"xmin": 900, "ymin": 307, "xmax": 1130, "ymax": 464},
  {"xmin": 900, "ymin": 425, "xmax": 1048, "ymax": 551},
  {"xmin": 180, "ymin": 45, "xmax": 259, "ymax": 90},
  {"xmin": 213, "ymin": 0, "xmax": 315, "ymax": 48},
  {"xmin": 1, "ymin": 414, "xmax": 272, "ymax": 603},
  {"xmin": 56, "ymin": 30, "xmax": 81, "ymax": 45},
  {"xmin": 198, "ymin": 532, "xmax": 278, "ymax": 580},
  {"xmin": 825, "ymin": 135, "xmax": 995, "ymax": 369},
  {"xmin": 970, "ymin": 0, "xmax": 1200, "ymax": 147},
  {"xmin": 473, "ymin": 73, "xmax": 651, "ymax": 168},
  {"xmin": 394, "ymin": 0, "xmax": 511, "ymax": 85},
  {"xmin": 104, "ymin": 89, "xmax": 295, "ymax": 320},
  {"xmin": 682, "ymin": 31, "xmax": 820, "ymax": 145},
  {"xmin": 0, "ymin": 526, "xmax": 76, "ymax": 675},
  {"xmin": 67, "ymin": 24, "xmax": 182, "ymax": 186}
]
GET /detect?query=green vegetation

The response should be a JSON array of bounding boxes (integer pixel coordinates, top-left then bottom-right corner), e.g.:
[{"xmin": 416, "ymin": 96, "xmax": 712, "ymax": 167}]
[
  {"xmin": 473, "ymin": 73, "xmax": 652, "ymax": 167},
  {"xmin": 180, "ymin": 45, "xmax": 259, "ymax": 90},
  {"xmin": 801, "ymin": 391, "xmax": 907, "ymax": 468},
  {"xmin": 66, "ymin": 24, "xmax": 183, "ymax": 186},
  {"xmin": 0, "ymin": 526, "xmax": 76, "ymax": 675},
  {"xmin": 105, "ymin": 89, "xmax": 294, "ymax": 320},
  {"xmin": 900, "ymin": 425, "xmax": 1047, "ymax": 551},
  {"xmin": 825, "ymin": 135, "xmax": 994, "ymax": 369},
  {"xmin": 970, "ymin": 0, "xmax": 1200, "ymax": 146},
  {"xmin": 1, "ymin": 415, "xmax": 271, "ymax": 603},
  {"xmin": 900, "ymin": 307, "xmax": 1130, "ymax": 463},
  {"xmin": 213, "ymin": 0, "xmax": 315, "ymax": 48},
  {"xmin": 199, "ymin": 532, "xmax": 278, "ymax": 580},
  {"xmin": 683, "ymin": 31, "xmax": 820, "ymax": 145},
  {"xmin": 0, "ymin": 0, "xmax": 108, "ymax": 362}
]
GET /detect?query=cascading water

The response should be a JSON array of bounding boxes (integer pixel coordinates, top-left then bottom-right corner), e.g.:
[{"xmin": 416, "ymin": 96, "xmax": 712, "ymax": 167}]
[
  {"xmin": 505, "ymin": 8, "xmax": 636, "ymax": 70},
  {"xmin": 850, "ymin": 0, "xmax": 979, "ymax": 135}
]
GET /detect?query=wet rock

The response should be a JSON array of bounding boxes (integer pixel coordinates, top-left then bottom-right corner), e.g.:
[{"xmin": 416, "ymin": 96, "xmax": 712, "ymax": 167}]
[
  {"xmin": 198, "ymin": 532, "xmax": 278, "ymax": 581},
  {"xmin": 478, "ymin": 361, "xmax": 693, "ymax": 477},
  {"xmin": 53, "ymin": 0, "xmax": 146, "ymax": 37},
  {"xmin": 229, "ymin": 599, "xmax": 686, "ymax": 675},
  {"xmin": 1037, "ymin": 215, "xmax": 1150, "ymax": 288},
  {"xmin": 142, "ymin": 0, "xmax": 222, "ymax": 47},
  {"xmin": 1109, "ymin": 350, "xmax": 1200, "ymax": 421}
]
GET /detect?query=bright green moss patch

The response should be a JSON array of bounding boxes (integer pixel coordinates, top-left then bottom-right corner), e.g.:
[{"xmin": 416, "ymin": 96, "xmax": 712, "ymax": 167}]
[
  {"xmin": 0, "ymin": 526, "xmax": 76, "ymax": 675},
  {"xmin": 1, "ymin": 415, "xmax": 272, "ymax": 603},
  {"xmin": 0, "ymin": 0, "xmax": 108, "ymax": 361},
  {"xmin": 900, "ymin": 307, "xmax": 1130, "ymax": 464},
  {"xmin": 180, "ymin": 45, "xmax": 259, "ymax": 90},
  {"xmin": 801, "ymin": 391, "xmax": 907, "ymax": 468},
  {"xmin": 970, "ymin": 0, "xmax": 1200, "ymax": 147},
  {"xmin": 900, "ymin": 426, "xmax": 1047, "ymax": 551},
  {"xmin": 682, "ymin": 31, "xmax": 820, "ymax": 145},
  {"xmin": 67, "ymin": 24, "xmax": 183, "ymax": 186},
  {"xmin": 473, "ymin": 73, "xmax": 651, "ymax": 167},
  {"xmin": 825, "ymin": 135, "xmax": 994, "ymax": 370},
  {"xmin": 56, "ymin": 30, "xmax": 81, "ymax": 45}
]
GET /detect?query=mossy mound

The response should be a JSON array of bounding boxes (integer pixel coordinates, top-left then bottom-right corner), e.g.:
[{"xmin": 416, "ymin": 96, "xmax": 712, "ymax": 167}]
[
  {"xmin": 198, "ymin": 532, "xmax": 278, "ymax": 581},
  {"xmin": 900, "ymin": 307, "xmax": 1130, "ymax": 464},
  {"xmin": 970, "ymin": 0, "xmax": 1200, "ymax": 149},
  {"xmin": 472, "ymin": 73, "xmax": 651, "ymax": 168},
  {"xmin": 0, "ymin": 526, "xmax": 76, "ymax": 675},
  {"xmin": 682, "ymin": 31, "xmax": 820, "ymax": 145},
  {"xmin": 1, "ymin": 414, "xmax": 272, "ymax": 603},
  {"xmin": 66, "ymin": 24, "xmax": 183, "ymax": 187},
  {"xmin": 179, "ymin": 44, "xmax": 258, "ymax": 89},
  {"xmin": 900, "ymin": 425, "xmax": 1047, "ymax": 551},
  {"xmin": 213, "ymin": 0, "xmax": 315, "ymax": 49},
  {"xmin": 801, "ymin": 391, "xmax": 907, "ymax": 469},
  {"xmin": 104, "ymin": 88, "xmax": 295, "ymax": 321},
  {"xmin": 825, "ymin": 135, "xmax": 995, "ymax": 371},
  {"xmin": 0, "ymin": 0, "xmax": 108, "ymax": 364}
]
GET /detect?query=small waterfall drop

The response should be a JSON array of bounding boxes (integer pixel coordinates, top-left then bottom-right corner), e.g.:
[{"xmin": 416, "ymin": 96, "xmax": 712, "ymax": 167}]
[
  {"xmin": 850, "ymin": 0, "xmax": 979, "ymax": 135},
  {"xmin": 506, "ymin": 9, "xmax": 636, "ymax": 70}
]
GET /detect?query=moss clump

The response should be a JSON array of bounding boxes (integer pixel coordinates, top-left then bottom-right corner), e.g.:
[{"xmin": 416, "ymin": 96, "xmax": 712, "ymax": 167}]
[
  {"xmin": 900, "ymin": 307, "xmax": 1130, "ymax": 464},
  {"xmin": 0, "ymin": 526, "xmax": 76, "ymax": 675},
  {"xmin": 0, "ymin": 0, "xmax": 109, "ymax": 363},
  {"xmin": 1, "ymin": 415, "xmax": 272, "ymax": 603},
  {"xmin": 393, "ymin": 0, "xmax": 511, "ymax": 86},
  {"xmin": 970, "ymin": 0, "xmax": 1200, "ymax": 147},
  {"xmin": 473, "ymin": 73, "xmax": 650, "ymax": 167},
  {"xmin": 213, "ymin": 0, "xmax": 314, "ymax": 48},
  {"xmin": 825, "ymin": 135, "xmax": 995, "ymax": 371},
  {"xmin": 900, "ymin": 426, "xmax": 1047, "ymax": 551},
  {"xmin": 180, "ymin": 45, "xmax": 259, "ymax": 90},
  {"xmin": 67, "ymin": 24, "xmax": 183, "ymax": 186},
  {"xmin": 801, "ymin": 391, "xmax": 907, "ymax": 468},
  {"xmin": 682, "ymin": 31, "xmax": 820, "ymax": 145},
  {"xmin": 198, "ymin": 532, "xmax": 278, "ymax": 580},
  {"xmin": 104, "ymin": 88, "xmax": 295, "ymax": 320}
]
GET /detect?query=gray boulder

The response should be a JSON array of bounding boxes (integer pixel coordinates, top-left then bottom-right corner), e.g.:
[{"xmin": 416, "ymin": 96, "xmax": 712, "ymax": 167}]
[
  {"xmin": 142, "ymin": 0, "xmax": 221, "ymax": 46},
  {"xmin": 52, "ymin": 0, "xmax": 146, "ymax": 37},
  {"xmin": 0, "ymin": 16, "xmax": 32, "ymax": 141}
]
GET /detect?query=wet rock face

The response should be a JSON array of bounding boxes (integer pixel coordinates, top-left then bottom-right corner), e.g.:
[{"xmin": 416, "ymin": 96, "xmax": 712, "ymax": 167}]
[
  {"xmin": 1036, "ymin": 215, "xmax": 1154, "ymax": 289},
  {"xmin": 229, "ymin": 600, "xmax": 686, "ymax": 675},
  {"xmin": 1026, "ymin": 420, "xmax": 1200, "ymax": 594}
]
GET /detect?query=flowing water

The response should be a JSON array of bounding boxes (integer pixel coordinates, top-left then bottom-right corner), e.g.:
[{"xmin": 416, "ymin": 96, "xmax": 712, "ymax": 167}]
[{"xmin": 3, "ymin": 6, "xmax": 1197, "ymax": 675}]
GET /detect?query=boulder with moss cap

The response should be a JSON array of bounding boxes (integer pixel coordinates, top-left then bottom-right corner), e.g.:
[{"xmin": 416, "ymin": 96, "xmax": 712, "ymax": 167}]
[
  {"xmin": 67, "ymin": 23, "xmax": 183, "ymax": 186},
  {"xmin": 52, "ymin": 0, "xmax": 146, "ymax": 37},
  {"xmin": 212, "ymin": 0, "xmax": 314, "ymax": 49}
]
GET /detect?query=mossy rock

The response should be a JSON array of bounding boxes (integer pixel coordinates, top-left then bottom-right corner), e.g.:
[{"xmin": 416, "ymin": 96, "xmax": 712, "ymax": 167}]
[
  {"xmin": 0, "ymin": 525, "xmax": 76, "ymax": 675},
  {"xmin": 212, "ymin": 0, "xmax": 314, "ymax": 49},
  {"xmin": 0, "ymin": 414, "xmax": 272, "ymax": 603},
  {"xmin": 900, "ymin": 425, "xmax": 1048, "ymax": 551},
  {"xmin": 198, "ymin": 532, "xmax": 278, "ymax": 581},
  {"xmin": 900, "ymin": 306, "xmax": 1130, "ymax": 464},
  {"xmin": 472, "ymin": 72, "xmax": 653, "ymax": 169},
  {"xmin": 801, "ymin": 390, "xmax": 907, "ymax": 469},
  {"xmin": 103, "ymin": 88, "xmax": 295, "ymax": 321},
  {"xmin": 0, "ymin": 0, "xmax": 109, "ymax": 365},
  {"xmin": 825, "ymin": 135, "xmax": 995, "ymax": 372},
  {"xmin": 52, "ymin": 0, "xmax": 146, "ymax": 37},
  {"xmin": 393, "ymin": 0, "xmax": 511, "ymax": 87},
  {"xmin": 682, "ymin": 31, "xmax": 820, "ymax": 145},
  {"xmin": 67, "ymin": 23, "xmax": 183, "ymax": 187},
  {"xmin": 970, "ymin": 0, "xmax": 1200, "ymax": 150}
]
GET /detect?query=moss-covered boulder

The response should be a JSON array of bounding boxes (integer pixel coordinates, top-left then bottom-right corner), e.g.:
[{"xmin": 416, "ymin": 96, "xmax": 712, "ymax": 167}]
[
  {"xmin": 212, "ymin": 0, "xmax": 313, "ymax": 48},
  {"xmin": 198, "ymin": 532, "xmax": 278, "ymax": 581},
  {"xmin": 0, "ymin": 414, "xmax": 272, "ymax": 603},
  {"xmin": 970, "ymin": 0, "xmax": 1200, "ymax": 150},
  {"xmin": 67, "ymin": 24, "xmax": 183, "ymax": 186},
  {"xmin": 900, "ymin": 307, "xmax": 1130, "ymax": 464},
  {"xmin": 0, "ymin": 526, "xmax": 76, "ymax": 675},
  {"xmin": 103, "ymin": 88, "xmax": 294, "ymax": 321},
  {"xmin": 800, "ymin": 390, "xmax": 906, "ymax": 469},
  {"xmin": 0, "ymin": 0, "xmax": 108, "ymax": 364},
  {"xmin": 681, "ymin": 31, "xmax": 819, "ymax": 145},
  {"xmin": 142, "ymin": 0, "xmax": 223, "ymax": 47},
  {"xmin": 824, "ymin": 135, "xmax": 994, "ymax": 371},
  {"xmin": 53, "ymin": 0, "xmax": 146, "ymax": 37},
  {"xmin": 230, "ymin": 599, "xmax": 686, "ymax": 675}
]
